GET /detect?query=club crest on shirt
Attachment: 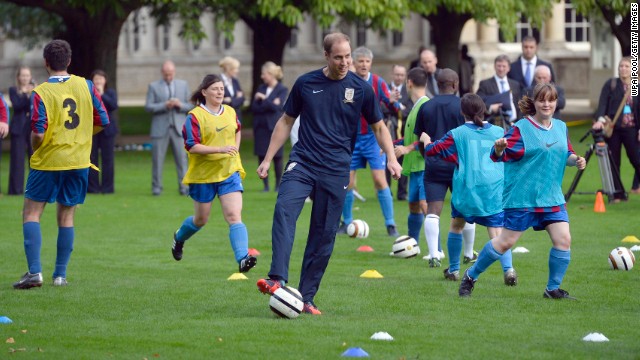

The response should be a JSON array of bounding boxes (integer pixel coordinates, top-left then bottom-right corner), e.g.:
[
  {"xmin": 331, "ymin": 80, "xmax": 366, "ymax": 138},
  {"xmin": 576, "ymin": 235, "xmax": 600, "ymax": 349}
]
[
  {"xmin": 343, "ymin": 88, "xmax": 354, "ymax": 103},
  {"xmin": 286, "ymin": 162, "xmax": 297, "ymax": 172}
]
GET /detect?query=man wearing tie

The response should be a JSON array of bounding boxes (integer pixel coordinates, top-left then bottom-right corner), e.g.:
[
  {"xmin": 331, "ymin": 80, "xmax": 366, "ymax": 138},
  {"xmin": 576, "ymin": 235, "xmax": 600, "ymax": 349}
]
[
  {"xmin": 386, "ymin": 64, "xmax": 412, "ymax": 201},
  {"xmin": 419, "ymin": 49, "xmax": 441, "ymax": 99},
  {"xmin": 507, "ymin": 36, "xmax": 556, "ymax": 90},
  {"xmin": 476, "ymin": 55, "xmax": 522, "ymax": 127},
  {"xmin": 144, "ymin": 60, "xmax": 192, "ymax": 196}
]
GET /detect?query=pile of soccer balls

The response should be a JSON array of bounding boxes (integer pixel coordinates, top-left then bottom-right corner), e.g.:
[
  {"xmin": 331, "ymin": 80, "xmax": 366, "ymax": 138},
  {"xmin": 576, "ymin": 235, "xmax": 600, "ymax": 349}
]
[{"xmin": 608, "ymin": 247, "xmax": 635, "ymax": 271}]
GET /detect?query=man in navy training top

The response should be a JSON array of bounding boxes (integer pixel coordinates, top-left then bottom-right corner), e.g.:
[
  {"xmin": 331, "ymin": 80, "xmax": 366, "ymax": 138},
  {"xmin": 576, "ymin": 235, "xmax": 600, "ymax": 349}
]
[{"xmin": 256, "ymin": 32, "xmax": 402, "ymax": 315}]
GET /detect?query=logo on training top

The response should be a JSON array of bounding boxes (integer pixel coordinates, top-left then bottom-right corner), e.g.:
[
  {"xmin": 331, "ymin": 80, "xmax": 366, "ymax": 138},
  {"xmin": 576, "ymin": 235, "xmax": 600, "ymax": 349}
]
[
  {"xmin": 286, "ymin": 162, "xmax": 297, "ymax": 172},
  {"xmin": 216, "ymin": 125, "xmax": 229, "ymax": 132},
  {"xmin": 343, "ymin": 88, "xmax": 354, "ymax": 103},
  {"xmin": 545, "ymin": 141, "xmax": 558, "ymax": 148}
]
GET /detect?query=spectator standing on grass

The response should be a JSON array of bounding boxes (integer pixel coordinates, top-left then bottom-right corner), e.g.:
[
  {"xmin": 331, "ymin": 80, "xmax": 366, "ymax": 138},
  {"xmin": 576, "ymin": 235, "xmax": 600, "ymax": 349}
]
[
  {"xmin": 13, "ymin": 39, "xmax": 109, "ymax": 289},
  {"xmin": 420, "ymin": 93, "xmax": 516, "ymax": 286},
  {"xmin": 8, "ymin": 66, "xmax": 34, "ymax": 195},
  {"xmin": 0, "ymin": 92, "xmax": 9, "ymax": 193},
  {"xmin": 386, "ymin": 64, "xmax": 412, "ymax": 201},
  {"xmin": 144, "ymin": 60, "xmax": 191, "ymax": 196},
  {"xmin": 255, "ymin": 33, "xmax": 401, "ymax": 315},
  {"xmin": 459, "ymin": 83, "xmax": 585, "ymax": 300},
  {"xmin": 219, "ymin": 56, "xmax": 245, "ymax": 122},
  {"xmin": 170, "ymin": 74, "xmax": 257, "ymax": 274},
  {"xmin": 251, "ymin": 61, "xmax": 288, "ymax": 192},
  {"xmin": 88, "ymin": 70, "xmax": 118, "ymax": 194},
  {"xmin": 592, "ymin": 57, "xmax": 640, "ymax": 197}
]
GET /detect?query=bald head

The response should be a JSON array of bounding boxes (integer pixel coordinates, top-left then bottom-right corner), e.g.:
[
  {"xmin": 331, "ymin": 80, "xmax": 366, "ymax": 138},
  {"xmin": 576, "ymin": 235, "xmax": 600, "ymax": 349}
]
[
  {"xmin": 534, "ymin": 65, "xmax": 552, "ymax": 84},
  {"xmin": 162, "ymin": 60, "xmax": 176, "ymax": 82},
  {"xmin": 419, "ymin": 49, "xmax": 438, "ymax": 74},
  {"xmin": 436, "ymin": 68, "xmax": 458, "ymax": 94}
]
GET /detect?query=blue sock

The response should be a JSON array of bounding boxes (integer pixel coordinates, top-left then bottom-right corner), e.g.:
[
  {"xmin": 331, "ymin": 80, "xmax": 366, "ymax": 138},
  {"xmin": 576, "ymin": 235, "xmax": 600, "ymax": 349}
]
[
  {"xmin": 175, "ymin": 216, "xmax": 201, "ymax": 242},
  {"xmin": 54, "ymin": 227, "xmax": 74, "ymax": 279},
  {"xmin": 24, "ymin": 222, "xmax": 42, "ymax": 274},
  {"xmin": 407, "ymin": 212, "xmax": 424, "ymax": 242},
  {"xmin": 500, "ymin": 249, "xmax": 513, "ymax": 272},
  {"xmin": 229, "ymin": 222, "xmax": 249, "ymax": 263},
  {"xmin": 342, "ymin": 190, "xmax": 354, "ymax": 224},
  {"xmin": 468, "ymin": 240, "xmax": 503, "ymax": 279},
  {"xmin": 447, "ymin": 232, "xmax": 463, "ymax": 272},
  {"xmin": 547, "ymin": 247, "xmax": 571, "ymax": 291},
  {"xmin": 377, "ymin": 187, "xmax": 394, "ymax": 226}
]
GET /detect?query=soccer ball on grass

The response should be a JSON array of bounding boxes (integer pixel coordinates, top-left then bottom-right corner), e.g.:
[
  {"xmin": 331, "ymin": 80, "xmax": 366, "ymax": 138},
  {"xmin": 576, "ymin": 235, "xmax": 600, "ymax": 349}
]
[
  {"xmin": 269, "ymin": 286, "xmax": 304, "ymax": 319},
  {"xmin": 347, "ymin": 219, "xmax": 369, "ymax": 238},
  {"xmin": 608, "ymin": 247, "xmax": 635, "ymax": 271}
]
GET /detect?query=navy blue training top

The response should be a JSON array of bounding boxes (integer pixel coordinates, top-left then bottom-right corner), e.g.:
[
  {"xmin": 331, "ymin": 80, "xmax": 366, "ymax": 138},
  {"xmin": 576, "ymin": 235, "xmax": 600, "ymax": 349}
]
[{"xmin": 284, "ymin": 69, "xmax": 383, "ymax": 174}]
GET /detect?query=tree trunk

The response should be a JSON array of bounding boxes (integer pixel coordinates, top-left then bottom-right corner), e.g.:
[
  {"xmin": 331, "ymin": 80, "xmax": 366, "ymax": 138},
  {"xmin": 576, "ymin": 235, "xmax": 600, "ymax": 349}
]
[
  {"xmin": 242, "ymin": 15, "xmax": 293, "ymax": 96},
  {"xmin": 426, "ymin": 8, "xmax": 471, "ymax": 75},
  {"xmin": 597, "ymin": 4, "xmax": 631, "ymax": 56}
]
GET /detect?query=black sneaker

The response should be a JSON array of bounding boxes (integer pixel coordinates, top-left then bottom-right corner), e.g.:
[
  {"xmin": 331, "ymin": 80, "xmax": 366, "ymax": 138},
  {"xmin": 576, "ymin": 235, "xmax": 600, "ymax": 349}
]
[
  {"xmin": 458, "ymin": 269, "xmax": 476, "ymax": 297},
  {"xmin": 336, "ymin": 222, "xmax": 348, "ymax": 235},
  {"xmin": 13, "ymin": 272, "xmax": 43, "ymax": 289},
  {"xmin": 443, "ymin": 267, "xmax": 460, "ymax": 281},
  {"xmin": 504, "ymin": 268, "xmax": 518, "ymax": 286},
  {"xmin": 172, "ymin": 232, "xmax": 184, "ymax": 261},
  {"xmin": 543, "ymin": 288, "xmax": 577, "ymax": 300},
  {"xmin": 239, "ymin": 255, "xmax": 257, "ymax": 273},
  {"xmin": 386, "ymin": 225, "xmax": 399, "ymax": 237}
]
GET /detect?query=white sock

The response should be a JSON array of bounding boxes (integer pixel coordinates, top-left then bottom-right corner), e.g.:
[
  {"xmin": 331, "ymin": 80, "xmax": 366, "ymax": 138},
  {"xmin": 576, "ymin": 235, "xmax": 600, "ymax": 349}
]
[
  {"xmin": 423, "ymin": 214, "xmax": 440, "ymax": 259},
  {"xmin": 462, "ymin": 222, "xmax": 476, "ymax": 258}
]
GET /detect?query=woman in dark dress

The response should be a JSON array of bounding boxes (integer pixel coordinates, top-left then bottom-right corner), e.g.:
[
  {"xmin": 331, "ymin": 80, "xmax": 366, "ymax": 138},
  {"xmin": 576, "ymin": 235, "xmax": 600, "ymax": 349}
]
[
  {"xmin": 250, "ymin": 62, "xmax": 288, "ymax": 192},
  {"xmin": 88, "ymin": 69, "xmax": 119, "ymax": 194},
  {"xmin": 8, "ymin": 66, "xmax": 35, "ymax": 195}
]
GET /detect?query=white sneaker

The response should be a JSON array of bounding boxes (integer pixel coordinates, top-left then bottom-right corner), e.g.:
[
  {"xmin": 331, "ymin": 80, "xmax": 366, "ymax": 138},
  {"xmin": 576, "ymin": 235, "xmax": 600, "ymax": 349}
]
[
  {"xmin": 422, "ymin": 251, "xmax": 446, "ymax": 261},
  {"xmin": 53, "ymin": 277, "xmax": 68, "ymax": 287}
]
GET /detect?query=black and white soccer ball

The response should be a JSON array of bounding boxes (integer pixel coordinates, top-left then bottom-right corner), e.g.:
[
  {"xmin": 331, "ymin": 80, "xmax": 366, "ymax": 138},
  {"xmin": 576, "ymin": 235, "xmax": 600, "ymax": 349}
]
[
  {"xmin": 608, "ymin": 247, "xmax": 635, "ymax": 271},
  {"xmin": 390, "ymin": 235, "xmax": 420, "ymax": 258},
  {"xmin": 347, "ymin": 219, "xmax": 369, "ymax": 238},
  {"xmin": 269, "ymin": 286, "xmax": 304, "ymax": 319}
]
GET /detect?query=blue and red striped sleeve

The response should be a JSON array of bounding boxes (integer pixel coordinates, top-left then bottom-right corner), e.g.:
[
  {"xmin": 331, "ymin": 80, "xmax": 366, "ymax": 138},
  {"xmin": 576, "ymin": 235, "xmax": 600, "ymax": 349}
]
[
  {"xmin": 566, "ymin": 128, "xmax": 575, "ymax": 157},
  {"xmin": 376, "ymin": 79, "xmax": 400, "ymax": 113},
  {"xmin": 491, "ymin": 126, "xmax": 524, "ymax": 162},
  {"xmin": 30, "ymin": 91, "xmax": 47, "ymax": 134},
  {"xmin": 182, "ymin": 113, "xmax": 202, "ymax": 151},
  {"xmin": 425, "ymin": 131, "xmax": 459, "ymax": 165},
  {"xmin": 87, "ymin": 80, "xmax": 110, "ymax": 127},
  {"xmin": 0, "ymin": 94, "xmax": 9, "ymax": 124}
]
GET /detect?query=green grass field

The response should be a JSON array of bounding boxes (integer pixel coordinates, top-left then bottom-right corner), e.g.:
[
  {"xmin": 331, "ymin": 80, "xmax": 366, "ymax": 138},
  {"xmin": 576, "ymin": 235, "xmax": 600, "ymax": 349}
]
[{"xmin": 0, "ymin": 123, "xmax": 638, "ymax": 359}]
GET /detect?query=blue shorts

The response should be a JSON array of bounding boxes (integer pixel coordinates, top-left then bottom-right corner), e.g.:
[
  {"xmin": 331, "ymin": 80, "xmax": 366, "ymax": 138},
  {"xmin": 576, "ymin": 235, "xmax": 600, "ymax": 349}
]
[
  {"xmin": 25, "ymin": 168, "xmax": 89, "ymax": 206},
  {"xmin": 423, "ymin": 177, "xmax": 452, "ymax": 202},
  {"xmin": 351, "ymin": 134, "xmax": 386, "ymax": 170},
  {"xmin": 408, "ymin": 171, "xmax": 426, "ymax": 202},
  {"xmin": 189, "ymin": 172, "xmax": 243, "ymax": 203},
  {"xmin": 504, "ymin": 209, "xmax": 569, "ymax": 232},
  {"xmin": 451, "ymin": 203, "xmax": 504, "ymax": 228}
]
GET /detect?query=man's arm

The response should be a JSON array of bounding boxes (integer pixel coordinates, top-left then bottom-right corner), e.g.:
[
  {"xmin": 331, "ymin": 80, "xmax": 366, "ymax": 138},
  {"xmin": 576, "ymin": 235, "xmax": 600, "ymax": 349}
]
[
  {"xmin": 371, "ymin": 120, "xmax": 402, "ymax": 179},
  {"xmin": 144, "ymin": 83, "xmax": 170, "ymax": 114},
  {"xmin": 257, "ymin": 113, "xmax": 296, "ymax": 178}
]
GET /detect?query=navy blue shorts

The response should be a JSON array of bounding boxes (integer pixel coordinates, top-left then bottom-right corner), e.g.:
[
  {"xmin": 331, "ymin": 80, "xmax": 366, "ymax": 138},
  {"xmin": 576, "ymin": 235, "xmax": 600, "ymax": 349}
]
[
  {"xmin": 423, "ymin": 177, "xmax": 452, "ymax": 202},
  {"xmin": 25, "ymin": 168, "xmax": 89, "ymax": 206},
  {"xmin": 189, "ymin": 172, "xmax": 243, "ymax": 203},
  {"xmin": 451, "ymin": 203, "xmax": 504, "ymax": 228},
  {"xmin": 504, "ymin": 209, "xmax": 569, "ymax": 232}
]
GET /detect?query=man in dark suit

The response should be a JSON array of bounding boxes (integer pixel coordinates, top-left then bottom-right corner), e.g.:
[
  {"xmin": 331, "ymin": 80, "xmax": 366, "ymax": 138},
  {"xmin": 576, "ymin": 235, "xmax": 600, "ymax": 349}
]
[
  {"xmin": 420, "ymin": 49, "xmax": 441, "ymax": 99},
  {"xmin": 144, "ymin": 60, "xmax": 192, "ymax": 196},
  {"xmin": 523, "ymin": 64, "xmax": 566, "ymax": 119},
  {"xmin": 507, "ymin": 35, "xmax": 556, "ymax": 90},
  {"xmin": 386, "ymin": 64, "xmax": 412, "ymax": 200},
  {"xmin": 476, "ymin": 54, "xmax": 522, "ymax": 127}
]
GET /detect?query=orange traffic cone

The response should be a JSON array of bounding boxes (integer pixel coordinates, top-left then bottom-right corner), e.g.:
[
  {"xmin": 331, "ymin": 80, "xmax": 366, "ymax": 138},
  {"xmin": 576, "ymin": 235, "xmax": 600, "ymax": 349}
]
[{"xmin": 594, "ymin": 191, "xmax": 606, "ymax": 213}]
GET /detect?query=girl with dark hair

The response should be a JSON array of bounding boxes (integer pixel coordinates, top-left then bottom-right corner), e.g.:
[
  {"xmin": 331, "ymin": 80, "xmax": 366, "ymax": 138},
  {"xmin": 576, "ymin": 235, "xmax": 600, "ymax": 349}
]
[
  {"xmin": 420, "ymin": 93, "xmax": 514, "ymax": 284},
  {"xmin": 170, "ymin": 74, "xmax": 257, "ymax": 274},
  {"xmin": 459, "ymin": 83, "xmax": 586, "ymax": 300}
]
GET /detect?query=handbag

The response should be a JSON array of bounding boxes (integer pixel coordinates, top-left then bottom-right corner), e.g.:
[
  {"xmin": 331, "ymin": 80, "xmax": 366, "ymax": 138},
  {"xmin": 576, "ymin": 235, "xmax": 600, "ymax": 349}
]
[{"xmin": 602, "ymin": 82, "xmax": 631, "ymax": 138}]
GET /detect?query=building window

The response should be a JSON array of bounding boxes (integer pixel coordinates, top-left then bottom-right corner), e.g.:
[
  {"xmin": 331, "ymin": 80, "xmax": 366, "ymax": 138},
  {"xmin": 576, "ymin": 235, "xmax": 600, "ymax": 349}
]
[
  {"xmin": 565, "ymin": 0, "xmax": 589, "ymax": 42},
  {"xmin": 392, "ymin": 30, "xmax": 403, "ymax": 47},
  {"xmin": 132, "ymin": 10, "xmax": 146, "ymax": 52},
  {"xmin": 162, "ymin": 24, "xmax": 170, "ymax": 51},
  {"xmin": 499, "ymin": 14, "xmax": 540, "ymax": 43},
  {"xmin": 356, "ymin": 21, "xmax": 367, "ymax": 46},
  {"xmin": 289, "ymin": 27, "xmax": 298, "ymax": 49}
]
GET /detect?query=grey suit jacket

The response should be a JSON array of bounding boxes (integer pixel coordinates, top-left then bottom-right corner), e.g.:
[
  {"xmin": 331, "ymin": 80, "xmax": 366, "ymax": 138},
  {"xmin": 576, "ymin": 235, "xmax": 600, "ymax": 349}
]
[{"xmin": 144, "ymin": 79, "xmax": 192, "ymax": 138}]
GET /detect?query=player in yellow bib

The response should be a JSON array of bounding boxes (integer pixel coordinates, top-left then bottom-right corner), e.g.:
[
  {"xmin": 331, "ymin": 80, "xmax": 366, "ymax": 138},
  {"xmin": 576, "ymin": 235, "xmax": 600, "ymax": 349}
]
[
  {"xmin": 13, "ymin": 40, "xmax": 110, "ymax": 289},
  {"xmin": 170, "ymin": 74, "xmax": 257, "ymax": 273}
]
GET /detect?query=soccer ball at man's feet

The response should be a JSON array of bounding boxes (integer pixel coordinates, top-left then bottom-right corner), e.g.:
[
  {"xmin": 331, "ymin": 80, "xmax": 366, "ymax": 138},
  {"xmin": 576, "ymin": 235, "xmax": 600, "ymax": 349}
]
[{"xmin": 269, "ymin": 287, "xmax": 304, "ymax": 319}]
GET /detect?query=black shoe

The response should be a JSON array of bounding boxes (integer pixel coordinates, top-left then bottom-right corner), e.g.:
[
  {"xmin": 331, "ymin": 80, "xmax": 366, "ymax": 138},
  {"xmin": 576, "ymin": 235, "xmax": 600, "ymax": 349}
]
[
  {"xmin": 336, "ymin": 222, "xmax": 348, "ymax": 235},
  {"xmin": 239, "ymin": 255, "xmax": 257, "ymax": 273},
  {"xmin": 13, "ymin": 272, "xmax": 43, "ymax": 289},
  {"xmin": 172, "ymin": 232, "xmax": 184, "ymax": 261},
  {"xmin": 543, "ymin": 288, "xmax": 577, "ymax": 300},
  {"xmin": 386, "ymin": 225, "xmax": 399, "ymax": 237},
  {"xmin": 459, "ymin": 269, "xmax": 476, "ymax": 297}
]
